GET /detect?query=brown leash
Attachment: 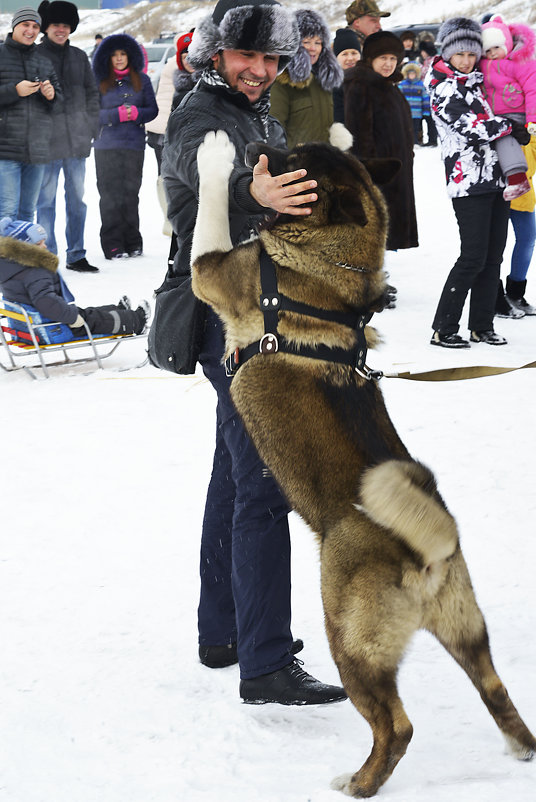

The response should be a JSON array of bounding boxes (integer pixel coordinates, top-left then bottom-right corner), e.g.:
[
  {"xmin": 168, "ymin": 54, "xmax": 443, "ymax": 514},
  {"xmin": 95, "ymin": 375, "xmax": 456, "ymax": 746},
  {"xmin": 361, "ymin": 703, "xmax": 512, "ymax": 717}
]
[{"xmin": 381, "ymin": 360, "xmax": 536, "ymax": 382}]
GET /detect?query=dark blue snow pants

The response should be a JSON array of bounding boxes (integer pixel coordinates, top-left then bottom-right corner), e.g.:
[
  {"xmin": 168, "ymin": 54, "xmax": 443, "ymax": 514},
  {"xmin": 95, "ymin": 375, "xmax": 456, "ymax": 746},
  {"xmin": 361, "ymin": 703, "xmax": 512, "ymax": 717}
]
[{"xmin": 197, "ymin": 308, "xmax": 295, "ymax": 680}]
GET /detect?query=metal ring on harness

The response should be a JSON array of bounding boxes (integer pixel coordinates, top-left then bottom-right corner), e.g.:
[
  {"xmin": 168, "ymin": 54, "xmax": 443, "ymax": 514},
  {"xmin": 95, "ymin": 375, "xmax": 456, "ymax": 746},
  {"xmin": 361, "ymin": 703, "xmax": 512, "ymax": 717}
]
[{"xmin": 259, "ymin": 333, "xmax": 279, "ymax": 354}]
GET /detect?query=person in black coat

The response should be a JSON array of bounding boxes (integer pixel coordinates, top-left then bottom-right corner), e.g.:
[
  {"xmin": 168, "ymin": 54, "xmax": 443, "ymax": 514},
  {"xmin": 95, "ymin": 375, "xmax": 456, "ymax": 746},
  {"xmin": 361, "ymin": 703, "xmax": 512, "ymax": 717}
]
[
  {"xmin": 161, "ymin": 0, "xmax": 346, "ymax": 706},
  {"xmin": 0, "ymin": 216, "xmax": 149, "ymax": 341},
  {"xmin": 344, "ymin": 30, "xmax": 418, "ymax": 251},
  {"xmin": 0, "ymin": 7, "xmax": 62, "ymax": 221},
  {"xmin": 36, "ymin": 2, "xmax": 101, "ymax": 274}
]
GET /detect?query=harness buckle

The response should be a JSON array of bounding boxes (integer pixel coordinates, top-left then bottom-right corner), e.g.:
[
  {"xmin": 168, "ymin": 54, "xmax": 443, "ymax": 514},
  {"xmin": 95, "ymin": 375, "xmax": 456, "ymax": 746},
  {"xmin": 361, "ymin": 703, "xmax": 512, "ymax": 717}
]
[
  {"xmin": 355, "ymin": 364, "xmax": 384, "ymax": 382},
  {"xmin": 259, "ymin": 333, "xmax": 279, "ymax": 354},
  {"xmin": 225, "ymin": 347, "xmax": 240, "ymax": 377}
]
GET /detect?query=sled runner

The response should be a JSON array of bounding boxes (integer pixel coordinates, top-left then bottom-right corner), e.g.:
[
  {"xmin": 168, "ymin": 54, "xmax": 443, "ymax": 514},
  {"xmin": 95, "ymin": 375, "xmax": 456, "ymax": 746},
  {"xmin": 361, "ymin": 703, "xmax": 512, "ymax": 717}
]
[{"xmin": 0, "ymin": 299, "xmax": 147, "ymax": 380}]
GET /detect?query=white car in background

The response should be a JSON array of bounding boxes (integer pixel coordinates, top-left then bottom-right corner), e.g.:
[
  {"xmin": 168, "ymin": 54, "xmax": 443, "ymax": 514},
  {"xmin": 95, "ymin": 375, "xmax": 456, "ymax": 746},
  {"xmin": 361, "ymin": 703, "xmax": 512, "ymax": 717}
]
[{"xmin": 144, "ymin": 42, "xmax": 175, "ymax": 91}]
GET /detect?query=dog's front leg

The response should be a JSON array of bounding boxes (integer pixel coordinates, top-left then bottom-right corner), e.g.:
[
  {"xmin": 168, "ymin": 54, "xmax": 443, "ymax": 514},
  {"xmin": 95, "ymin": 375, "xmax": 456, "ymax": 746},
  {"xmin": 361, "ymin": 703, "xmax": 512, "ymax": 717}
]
[{"xmin": 190, "ymin": 130, "xmax": 236, "ymax": 265}]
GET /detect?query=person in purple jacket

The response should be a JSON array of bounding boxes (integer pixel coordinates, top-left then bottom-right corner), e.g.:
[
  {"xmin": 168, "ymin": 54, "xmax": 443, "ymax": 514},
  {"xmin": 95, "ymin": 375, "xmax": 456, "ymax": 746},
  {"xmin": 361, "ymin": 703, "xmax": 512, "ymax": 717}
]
[{"xmin": 92, "ymin": 34, "xmax": 157, "ymax": 260}]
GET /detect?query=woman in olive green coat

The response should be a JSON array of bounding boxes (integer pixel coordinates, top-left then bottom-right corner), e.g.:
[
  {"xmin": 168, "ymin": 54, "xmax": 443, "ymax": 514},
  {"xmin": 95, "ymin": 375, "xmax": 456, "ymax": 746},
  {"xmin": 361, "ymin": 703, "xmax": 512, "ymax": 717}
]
[{"xmin": 270, "ymin": 9, "xmax": 343, "ymax": 148}]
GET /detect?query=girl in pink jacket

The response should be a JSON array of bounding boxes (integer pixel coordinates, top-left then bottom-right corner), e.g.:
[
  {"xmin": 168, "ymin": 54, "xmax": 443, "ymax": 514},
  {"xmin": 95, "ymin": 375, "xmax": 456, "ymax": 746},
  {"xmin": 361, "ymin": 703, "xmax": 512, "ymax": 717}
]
[
  {"xmin": 480, "ymin": 16, "xmax": 536, "ymax": 201},
  {"xmin": 481, "ymin": 16, "xmax": 536, "ymax": 317}
]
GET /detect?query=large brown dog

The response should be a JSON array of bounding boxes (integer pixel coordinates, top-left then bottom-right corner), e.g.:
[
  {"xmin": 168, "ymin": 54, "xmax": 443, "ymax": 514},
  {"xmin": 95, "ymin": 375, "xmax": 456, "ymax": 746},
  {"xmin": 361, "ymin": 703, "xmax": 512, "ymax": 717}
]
[{"xmin": 190, "ymin": 131, "xmax": 535, "ymax": 797}]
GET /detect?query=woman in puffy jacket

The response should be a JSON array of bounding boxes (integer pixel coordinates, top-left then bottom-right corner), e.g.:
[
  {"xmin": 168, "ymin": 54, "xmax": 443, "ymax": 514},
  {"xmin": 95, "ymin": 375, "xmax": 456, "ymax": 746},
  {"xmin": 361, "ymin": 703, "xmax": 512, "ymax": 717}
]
[
  {"xmin": 92, "ymin": 34, "xmax": 157, "ymax": 260},
  {"xmin": 425, "ymin": 18, "xmax": 516, "ymax": 348}
]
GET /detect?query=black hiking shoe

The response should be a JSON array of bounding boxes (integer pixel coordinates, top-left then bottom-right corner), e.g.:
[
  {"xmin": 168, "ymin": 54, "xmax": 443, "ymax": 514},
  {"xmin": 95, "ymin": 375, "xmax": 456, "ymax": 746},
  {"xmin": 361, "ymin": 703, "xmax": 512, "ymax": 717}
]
[
  {"xmin": 430, "ymin": 331, "xmax": 470, "ymax": 348},
  {"xmin": 199, "ymin": 638, "xmax": 304, "ymax": 669},
  {"xmin": 132, "ymin": 300, "xmax": 150, "ymax": 334},
  {"xmin": 66, "ymin": 257, "xmax": 99, "ymax": 273},
  {"xmin": 470, "ymin": 330, "xmax": 507, "ymax": 345},
  {"xmin": 240, "ymin": 659, "xmax": 347, "ymax": 706}
]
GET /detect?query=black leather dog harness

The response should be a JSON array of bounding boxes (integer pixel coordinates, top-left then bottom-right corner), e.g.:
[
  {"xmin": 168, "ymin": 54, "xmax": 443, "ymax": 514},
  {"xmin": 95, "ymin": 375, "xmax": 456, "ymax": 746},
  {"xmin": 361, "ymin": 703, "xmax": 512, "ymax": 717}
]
[{"xmin": 225, "ymin": 248, "xmax": 381, "ymax": 380}]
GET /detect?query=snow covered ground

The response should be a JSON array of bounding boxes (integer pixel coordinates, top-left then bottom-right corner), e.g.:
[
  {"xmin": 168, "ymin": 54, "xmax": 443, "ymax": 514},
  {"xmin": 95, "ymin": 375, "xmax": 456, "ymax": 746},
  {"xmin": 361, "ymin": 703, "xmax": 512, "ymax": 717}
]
[{"xmin": 2, "ymin": 144, "xmax": 536, "ymax": 801}]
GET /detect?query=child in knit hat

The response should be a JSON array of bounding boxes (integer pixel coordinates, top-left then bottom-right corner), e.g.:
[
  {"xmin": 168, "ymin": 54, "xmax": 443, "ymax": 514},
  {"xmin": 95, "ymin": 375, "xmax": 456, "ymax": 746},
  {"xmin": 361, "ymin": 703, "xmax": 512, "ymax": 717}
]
[
  {"xmin": 0, "ymin": 216, "xmax": 149, "ymax": 343},
  {"xmin": 479, "ymin": 15, "xmax": 534, "ymax": 201},
  {"xmin": 398, "ymin": 62, "xmax": 430, "ymax": 145},
  {"xmin": 480, "ymin": 15, "xmax": 536, "ymax": 316}
]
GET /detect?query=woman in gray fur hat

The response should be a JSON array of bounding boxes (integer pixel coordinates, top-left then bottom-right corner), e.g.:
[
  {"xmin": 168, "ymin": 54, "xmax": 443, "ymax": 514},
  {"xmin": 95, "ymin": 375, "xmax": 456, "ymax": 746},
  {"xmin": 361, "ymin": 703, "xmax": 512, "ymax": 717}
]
[{"xmin": 269, "ymin": 9, "xmax": 343, "ymax": 148}]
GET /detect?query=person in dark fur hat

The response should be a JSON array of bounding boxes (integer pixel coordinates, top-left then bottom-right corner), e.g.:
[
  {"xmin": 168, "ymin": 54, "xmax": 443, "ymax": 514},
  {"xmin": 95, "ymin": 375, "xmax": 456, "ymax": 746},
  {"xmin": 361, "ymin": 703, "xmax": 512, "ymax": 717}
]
[
  {"xmin": 161, "ymin": 0, "xmax": 347, "ymax": 706},
  {"xmin": 399, "ymin": 29, "xmax": 419, "ymax": 63},
  {"xmin": 0, "ymin": 216, "xmax": 149, "ymax": 341},
  {"xmin": 270, "ymin": 9, "xmax": 343, "ymax": 148},
  {"xmin": 36, "ymin": 2, "xmax": 101, "ymax": 274},
  {"xmin": 92, "ymin": 34, "xmax": 157, "ymax": 260},
  {"xmin": 343, "ymin": 30, "xmax": 418, "ymax": 252}
]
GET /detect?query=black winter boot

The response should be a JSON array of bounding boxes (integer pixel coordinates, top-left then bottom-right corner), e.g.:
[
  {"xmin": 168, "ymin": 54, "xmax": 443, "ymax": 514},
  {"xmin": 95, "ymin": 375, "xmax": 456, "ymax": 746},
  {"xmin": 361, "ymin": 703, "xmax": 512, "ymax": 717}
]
[
  {"xmin": 199, "ymin": 638, "xmax": 304, "ymax": 669},
  {"xmin": 495, "ymin": 279, "xmax": 524, "ymax": 318},
  {"xmin": 240, "ymin": 659, "xmax": 347, "ymax": 705},
  {"xmin": 505, "ymin": 277, "xmax": 536, "ymax": 315}
]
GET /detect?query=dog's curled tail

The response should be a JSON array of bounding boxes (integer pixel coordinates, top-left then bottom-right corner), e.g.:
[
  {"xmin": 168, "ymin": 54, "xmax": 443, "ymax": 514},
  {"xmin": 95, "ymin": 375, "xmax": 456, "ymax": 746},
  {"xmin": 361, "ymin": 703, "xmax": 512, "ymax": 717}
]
[{"xmin": 359, "ymin": 460, "xmax": 459, "ymax": 565}]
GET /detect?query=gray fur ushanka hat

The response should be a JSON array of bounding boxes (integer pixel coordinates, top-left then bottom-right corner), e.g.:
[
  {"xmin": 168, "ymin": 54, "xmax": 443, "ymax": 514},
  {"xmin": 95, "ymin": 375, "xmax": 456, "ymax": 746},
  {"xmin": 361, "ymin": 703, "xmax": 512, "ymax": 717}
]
[
  {"xmin": 286, "ymin": 8, "xmax": 343, "ymax": 90},
  {"xmin": 438, "ymin": 17, "xmax": 483, "ymax": 63},
  {"xmin": 187, "ymin": 0, "xmax": 299, "ymax": 71}
]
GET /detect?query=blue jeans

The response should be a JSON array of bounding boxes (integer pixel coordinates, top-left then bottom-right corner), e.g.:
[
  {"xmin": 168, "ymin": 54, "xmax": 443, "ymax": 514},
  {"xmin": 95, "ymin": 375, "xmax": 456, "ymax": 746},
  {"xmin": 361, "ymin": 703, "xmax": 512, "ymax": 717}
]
[
  {"xmin": 0, "ymin": 160, "xmax": 45, "ymax": 221},
  {"xmin": 37, "ymin": 158, "xmax": 87, "ymax": 262},
  {"xmin": 510, "ymin": 209, "xmax": 536, "ymax": 282}
]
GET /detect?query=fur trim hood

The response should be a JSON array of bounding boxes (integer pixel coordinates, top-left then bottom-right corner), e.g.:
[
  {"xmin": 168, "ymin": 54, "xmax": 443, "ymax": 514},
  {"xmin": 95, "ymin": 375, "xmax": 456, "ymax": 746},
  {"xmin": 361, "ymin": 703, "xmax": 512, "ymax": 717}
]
[
  {"xmin": 286, "ymin": 9, "xmax": 343, "ymax": 90},
  {"xmin": 482, "ymin": 16, "xmax": 536, "ymax": 63},
  {"xmin": 92, "ymin": 33, "xmax": 145, "ymax": 81},
  {"xmin": 187, "ymin": 0, "xmax": 299, "ymax": 71},
  {"xmin": 173, "ymin": 68, "xmax": 203, "ymax": 94},
  {"xmin": 0, "ymin": 236, "xmax": 59, "ymax": 274},
  {"xmin": 401, "ymin": 62, "xmax": 422, "ymax": 80}
]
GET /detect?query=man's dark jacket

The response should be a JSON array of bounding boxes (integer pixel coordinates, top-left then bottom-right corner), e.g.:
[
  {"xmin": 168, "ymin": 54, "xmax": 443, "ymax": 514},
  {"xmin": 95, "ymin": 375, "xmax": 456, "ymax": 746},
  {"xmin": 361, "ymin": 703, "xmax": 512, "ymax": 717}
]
[
  {"xmin": 37, "ymin": 35, "xmax": 99, "ymax": 160},
  {"xmin": 0, "ymin": 33, "xmax": 62, "ymax": 163},
  {"xmin": 162, "ymin": 80, "xmax": 287, "ymax": 282}
]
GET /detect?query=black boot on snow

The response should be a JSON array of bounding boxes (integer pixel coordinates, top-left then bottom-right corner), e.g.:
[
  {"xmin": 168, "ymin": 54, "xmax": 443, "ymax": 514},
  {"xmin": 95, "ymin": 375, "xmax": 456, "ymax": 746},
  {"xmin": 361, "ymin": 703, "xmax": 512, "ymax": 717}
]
[{"xmin": 505, "ymin": 277, "xmax": 536, "ymax": 315}]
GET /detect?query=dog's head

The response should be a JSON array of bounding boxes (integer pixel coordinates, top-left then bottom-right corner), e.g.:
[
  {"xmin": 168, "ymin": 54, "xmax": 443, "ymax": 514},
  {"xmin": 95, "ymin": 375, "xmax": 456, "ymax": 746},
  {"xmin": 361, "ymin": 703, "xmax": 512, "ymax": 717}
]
[{"xmin": 245, "ymin": 140, "xmax": 399, "ymax": 231}]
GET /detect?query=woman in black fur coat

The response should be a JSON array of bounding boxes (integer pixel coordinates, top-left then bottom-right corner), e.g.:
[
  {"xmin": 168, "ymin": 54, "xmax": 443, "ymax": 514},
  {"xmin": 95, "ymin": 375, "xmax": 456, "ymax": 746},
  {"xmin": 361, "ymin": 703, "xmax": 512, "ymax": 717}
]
[{"xmin": 344, "ymin": 31, "xmax": 418, "ymax": 251}]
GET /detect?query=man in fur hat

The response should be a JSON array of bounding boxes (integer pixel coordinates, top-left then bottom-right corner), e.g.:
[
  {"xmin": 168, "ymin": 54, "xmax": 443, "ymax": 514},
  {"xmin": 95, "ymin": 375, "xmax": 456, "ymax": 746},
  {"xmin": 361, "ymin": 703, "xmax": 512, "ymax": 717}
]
[
  {"xmin": 36, "ymin": 2, "xmax": 100, "ymax": 273},
  {"xmin": 345, "ymin": 0, "xmax": 390, "ymax": 49},
  {"xmin": 162, "ymin": 0, "xmax": 347, "ymax": 706}
]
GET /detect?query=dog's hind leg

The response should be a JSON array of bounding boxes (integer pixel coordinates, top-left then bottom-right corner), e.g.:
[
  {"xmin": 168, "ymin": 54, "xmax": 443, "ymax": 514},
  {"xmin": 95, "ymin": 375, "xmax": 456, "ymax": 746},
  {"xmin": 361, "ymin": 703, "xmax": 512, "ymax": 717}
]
[
  {"xmin": 190, "ymin": 130, "xmax": 236, "ymax": 265},
  {"xmin": 330, "ymin": 660, "xmax": 413, "ymax": 798},
  {"xmin": 424, "ymin": 552, "xmax": 536, "ymax": 761}
]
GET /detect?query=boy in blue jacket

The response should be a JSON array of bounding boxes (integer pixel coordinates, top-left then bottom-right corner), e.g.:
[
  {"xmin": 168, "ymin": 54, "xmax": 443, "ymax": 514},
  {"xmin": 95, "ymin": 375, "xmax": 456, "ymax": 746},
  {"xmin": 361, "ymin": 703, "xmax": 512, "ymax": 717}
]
[
  {"xmin": 0, "ymin": 217, "xmax": 149, "ymax": 342},
  {"xmin": 398, "ymin": 62, "xmax": 431, "ymax": 145}
]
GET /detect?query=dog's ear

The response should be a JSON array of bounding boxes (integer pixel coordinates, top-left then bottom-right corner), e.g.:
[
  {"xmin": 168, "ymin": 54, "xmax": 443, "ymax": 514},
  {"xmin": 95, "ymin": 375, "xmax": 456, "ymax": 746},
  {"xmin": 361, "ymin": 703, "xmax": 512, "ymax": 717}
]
[
  {"xmin": 327, "ymin": 184, "xmax": 368, "ymax": 227},
  {"xmin": 244, "ymin": 141, "xmax": 289, "ymax": 176},
  {"xmin": 361, "ymin": 158, "xmax": 401, "ymax": 186}
]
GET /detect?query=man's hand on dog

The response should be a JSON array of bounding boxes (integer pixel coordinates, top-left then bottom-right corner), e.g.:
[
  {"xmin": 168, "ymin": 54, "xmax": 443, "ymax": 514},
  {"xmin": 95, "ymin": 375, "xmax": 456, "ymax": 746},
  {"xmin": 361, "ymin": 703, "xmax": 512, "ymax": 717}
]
[{"xmin": 250, "ymin": 155, "xmax": 317, "ymax": 215}]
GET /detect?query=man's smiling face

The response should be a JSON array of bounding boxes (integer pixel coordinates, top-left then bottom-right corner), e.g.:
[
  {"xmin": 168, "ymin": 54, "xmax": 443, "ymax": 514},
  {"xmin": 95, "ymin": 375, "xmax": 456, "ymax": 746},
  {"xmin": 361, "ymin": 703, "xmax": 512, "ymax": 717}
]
[
  {"xmin": 211, "ymin": 49, "xmax": 280, "ymax": 103},
  {"xmin": 46, "ymin": 23, "xmax": 71, "ymax": 46},
  {"xmin": 12, "ymin": 20, "xmax": 41, "ymax": 45}
]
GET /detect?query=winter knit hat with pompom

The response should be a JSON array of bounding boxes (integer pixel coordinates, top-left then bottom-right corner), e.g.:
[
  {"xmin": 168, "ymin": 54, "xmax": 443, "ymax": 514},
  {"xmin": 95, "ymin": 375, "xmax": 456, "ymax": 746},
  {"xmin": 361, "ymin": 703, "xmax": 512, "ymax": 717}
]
[
  {"xmin": 286, "ymin": 8, "xmax": 343, "ymax": 90},
  {"xmin": 187, "ymin": 0, "xmax": 299, "ymax": 71},
  {"xmin": 482, "ymin": 16, "xmax": 513, "ymax": 57},
  {"xmin": 438, "ymin": 17, "xmax": 483, "ymax": 63},
  {"xmin": 0, "ymin": 217, "xmax": 47, "ymax": 245}
]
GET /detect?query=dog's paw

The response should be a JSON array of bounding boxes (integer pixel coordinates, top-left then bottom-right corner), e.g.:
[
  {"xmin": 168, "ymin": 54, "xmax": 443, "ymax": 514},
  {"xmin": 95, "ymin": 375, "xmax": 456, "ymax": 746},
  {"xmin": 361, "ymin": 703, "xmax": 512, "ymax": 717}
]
[
  {"xmin": 329, "ymin": 122, "xmax": 353, "ymax": 152},
  {"xmin": 330, "ymin": 773, "xmax": 355, "ymax": 796},
  {"xmin": 197, "ymin": 130, "xmax": 236, "ymax": 183}
]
